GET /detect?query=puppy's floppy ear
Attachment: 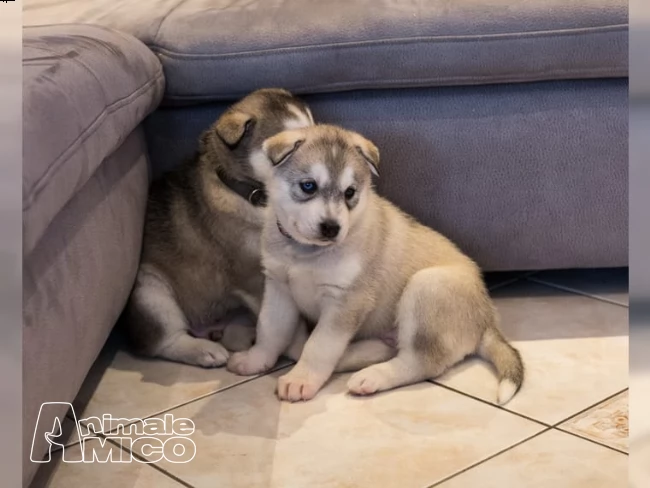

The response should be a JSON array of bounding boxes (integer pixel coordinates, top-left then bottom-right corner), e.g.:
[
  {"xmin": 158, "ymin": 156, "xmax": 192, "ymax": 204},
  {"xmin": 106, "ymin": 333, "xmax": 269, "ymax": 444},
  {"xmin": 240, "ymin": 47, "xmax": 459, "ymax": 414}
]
[
  {"xmin": 262, "ymin": 130, "xmax": 305, "ymax": 168},
  {"xmin": 350, "ymin": 133, "xmax": 380, "ymax": 177},
  {"xmin": 215, "ymin": 110, "xmax": 255, "ymax": 147}
]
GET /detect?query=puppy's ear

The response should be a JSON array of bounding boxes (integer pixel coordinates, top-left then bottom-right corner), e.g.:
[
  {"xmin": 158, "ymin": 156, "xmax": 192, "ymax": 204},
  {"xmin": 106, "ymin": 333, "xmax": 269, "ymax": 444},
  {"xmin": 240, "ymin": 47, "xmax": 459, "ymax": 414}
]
[
  {"xmin": 262, "ymin": 130, "xmax": 305, "ymax": 168},
  {"xmin": 351, "ymin": 133, "xmax": 380, "ymax": 177},
  {"xmin": 215, "ymin": 110, "xmax": 255, "ymax": 147}
]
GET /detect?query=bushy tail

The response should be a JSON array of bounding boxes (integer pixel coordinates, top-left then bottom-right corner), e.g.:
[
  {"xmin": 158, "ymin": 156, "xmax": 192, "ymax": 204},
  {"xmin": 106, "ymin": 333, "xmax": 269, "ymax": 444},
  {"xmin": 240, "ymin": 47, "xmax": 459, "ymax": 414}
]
[{"xmin": 478, "ymin": 327, "xmax": 524, "ymax": 405}]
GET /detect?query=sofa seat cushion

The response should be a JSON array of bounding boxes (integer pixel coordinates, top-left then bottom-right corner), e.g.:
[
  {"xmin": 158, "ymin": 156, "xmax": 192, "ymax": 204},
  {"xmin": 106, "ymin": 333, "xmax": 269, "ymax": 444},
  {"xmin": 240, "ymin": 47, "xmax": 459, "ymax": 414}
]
[
  {"xmin": 23, "ymin": 24, "xmax": 164, "ymax": 255},
  {"xmin": 24, "ymin": 0, "xmax": 627, "ymax": 103}
]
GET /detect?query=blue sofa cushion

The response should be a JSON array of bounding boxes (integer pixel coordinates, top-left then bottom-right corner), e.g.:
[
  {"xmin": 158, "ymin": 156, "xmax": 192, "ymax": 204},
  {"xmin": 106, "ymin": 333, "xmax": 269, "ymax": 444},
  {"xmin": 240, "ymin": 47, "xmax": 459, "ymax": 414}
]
[{"xmin": 24, "ymin": 0, "xmax": 627, "ymax": 103}]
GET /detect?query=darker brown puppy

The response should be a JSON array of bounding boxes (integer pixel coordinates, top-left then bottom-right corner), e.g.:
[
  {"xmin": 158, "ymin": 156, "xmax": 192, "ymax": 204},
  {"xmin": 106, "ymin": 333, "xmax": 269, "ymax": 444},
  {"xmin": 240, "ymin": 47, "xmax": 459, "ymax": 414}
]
[{"xmin": 125, "ymin": 89, "xmax": 314, "ymax": 367}]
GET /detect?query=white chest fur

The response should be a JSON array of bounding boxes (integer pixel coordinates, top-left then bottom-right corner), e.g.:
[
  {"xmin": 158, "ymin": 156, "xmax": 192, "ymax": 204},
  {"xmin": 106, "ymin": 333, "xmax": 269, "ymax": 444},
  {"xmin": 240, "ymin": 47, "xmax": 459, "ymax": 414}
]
[{"xmin": 283, "ymin": 251, "xmax": 362, "ymax": 322}]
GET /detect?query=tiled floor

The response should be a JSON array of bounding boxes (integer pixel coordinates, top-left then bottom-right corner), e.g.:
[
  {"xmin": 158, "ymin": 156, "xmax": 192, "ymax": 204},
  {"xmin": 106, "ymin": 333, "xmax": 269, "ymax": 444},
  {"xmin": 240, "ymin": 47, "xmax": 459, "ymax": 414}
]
[{"xmin": 32, "ymin": 269, "xmax": 629, "ymax": 488}]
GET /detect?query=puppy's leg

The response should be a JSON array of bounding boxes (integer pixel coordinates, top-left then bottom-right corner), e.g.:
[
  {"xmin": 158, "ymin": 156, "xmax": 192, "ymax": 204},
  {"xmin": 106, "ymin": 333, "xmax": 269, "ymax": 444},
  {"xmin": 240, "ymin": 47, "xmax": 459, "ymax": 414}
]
[
  {"xmin": 220, "ymin": 321, "xmax": 256, "ymax": 352},
  {"xmin": 283, "ymin": 319, "xmax": 310, "ymax": 361},
  {"xmin": 348, "ymin": 267, "xmax": 481, "ymax": 395},
  {"xmin": 127, "ymin": 269, "xmax": 229, "ymax": 367},
  {"xmin": 227, "ymin": 277, "xmax": 299, "ymax": 376},
  {"xmin": 284, "ymin": 325, "xmax": 396, "ymax": 373},
  {"xmin": 220, "ymin": 308, "xmax": 257, "ymax": 352},
  {"xmin": 277, "ymin": 300, "xmax": 366, "ymax": 402},
  {"xmin": 334, "ymin": 340, "xmax": 397, "ymax": 373}
]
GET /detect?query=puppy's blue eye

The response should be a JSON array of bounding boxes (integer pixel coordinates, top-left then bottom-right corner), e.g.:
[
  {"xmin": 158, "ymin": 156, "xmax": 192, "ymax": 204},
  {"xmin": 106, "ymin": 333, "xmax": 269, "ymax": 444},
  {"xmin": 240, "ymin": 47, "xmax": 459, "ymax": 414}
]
[{"xmin": 300, "ymin": 180, "xmax": 317, "ymax": 194}]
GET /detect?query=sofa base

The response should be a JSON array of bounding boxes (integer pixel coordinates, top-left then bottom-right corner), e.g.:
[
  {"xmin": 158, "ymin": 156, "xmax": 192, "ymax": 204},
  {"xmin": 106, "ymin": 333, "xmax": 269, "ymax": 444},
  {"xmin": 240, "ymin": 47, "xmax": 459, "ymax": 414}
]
[
  {"xmin": 145, "ymin": 79, "xmax": 628, "ymax": 271},
  {"xmin": 23, "ymin": 129, "xmax": 149, "ymax": 486}
]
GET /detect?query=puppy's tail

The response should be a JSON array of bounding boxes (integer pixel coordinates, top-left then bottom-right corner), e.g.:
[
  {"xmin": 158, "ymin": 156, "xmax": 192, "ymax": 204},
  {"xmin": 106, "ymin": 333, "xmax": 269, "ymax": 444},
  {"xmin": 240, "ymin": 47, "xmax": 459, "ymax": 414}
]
[{"xmin": 478, "ymin": 327, "xmax": 524, "ymax": 405}]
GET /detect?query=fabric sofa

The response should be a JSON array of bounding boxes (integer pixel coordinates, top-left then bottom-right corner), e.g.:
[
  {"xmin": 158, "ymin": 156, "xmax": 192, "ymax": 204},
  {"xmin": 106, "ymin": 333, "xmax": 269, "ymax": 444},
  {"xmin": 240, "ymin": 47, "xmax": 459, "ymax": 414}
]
[
  {"xmin": 23, "ymin": 1, "xmax": 628, "ymax": 485},
  {"xmin": 22, "ymin": 24, "xmax": 164, "ymax": 486}
]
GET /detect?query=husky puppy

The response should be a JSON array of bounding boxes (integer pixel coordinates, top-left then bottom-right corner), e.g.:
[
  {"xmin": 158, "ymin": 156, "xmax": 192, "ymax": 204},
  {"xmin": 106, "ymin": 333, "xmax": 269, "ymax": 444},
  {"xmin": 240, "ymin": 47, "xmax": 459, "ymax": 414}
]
[
  {"xmin": 227, "ymin": 124, "xmax": 524, "ymax": 404},
  {"xmin": 124, "ymin": 89, "xmax": 314, "ymax": 367}
]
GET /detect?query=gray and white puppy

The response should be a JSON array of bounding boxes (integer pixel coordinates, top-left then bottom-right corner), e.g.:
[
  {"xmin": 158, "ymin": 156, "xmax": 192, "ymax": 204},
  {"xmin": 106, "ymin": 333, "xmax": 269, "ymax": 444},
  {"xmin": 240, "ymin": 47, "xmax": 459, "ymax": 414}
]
[
  {"xmin": 124, "ymin": 89, "xmax": 314, "ymax": 368},
  {"xmin": 228, "ymin": 124, "xmax": 524, "ymax": 405}
]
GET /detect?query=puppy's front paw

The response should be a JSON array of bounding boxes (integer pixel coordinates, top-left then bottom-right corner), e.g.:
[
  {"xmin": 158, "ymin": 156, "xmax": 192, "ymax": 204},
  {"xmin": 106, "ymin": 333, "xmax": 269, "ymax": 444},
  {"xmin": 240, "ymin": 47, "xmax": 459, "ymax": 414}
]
[
  {"xmin": 227, "ymin": 348, "xmax": 274, "ymax": 376},
  {"xmin": 277, "ymin": 369, "xmax": 324, "ymax": 402}
]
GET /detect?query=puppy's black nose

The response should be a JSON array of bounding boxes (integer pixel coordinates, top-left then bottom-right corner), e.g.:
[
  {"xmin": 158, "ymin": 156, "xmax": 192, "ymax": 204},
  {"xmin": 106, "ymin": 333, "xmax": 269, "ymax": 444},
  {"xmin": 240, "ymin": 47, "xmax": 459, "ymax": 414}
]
[{"xmin": 320, "ymin": 220, "xmax": 340, "ymax": 239}]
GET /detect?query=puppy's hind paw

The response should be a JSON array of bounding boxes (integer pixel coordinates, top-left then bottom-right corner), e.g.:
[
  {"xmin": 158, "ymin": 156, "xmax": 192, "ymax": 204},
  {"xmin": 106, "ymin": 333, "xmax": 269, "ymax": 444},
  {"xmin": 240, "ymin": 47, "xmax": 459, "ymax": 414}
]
[
  {"xmin": 347, "ymin": 367, "xmax": 388, "ymax": 396},
  {"xmin": 193, "ymin": 341, "xmax": 230, "ymax": 368},
  {"xmin": 197, "ymin": 348, "xmax": 229, "ymax": 368},
  {"xmin": 227, "ymin": 348, "xmax": 274, "ymax": 376},
  {"xmin": 156, "ymin": 334, "xmax": 231, "ymax": 368}
]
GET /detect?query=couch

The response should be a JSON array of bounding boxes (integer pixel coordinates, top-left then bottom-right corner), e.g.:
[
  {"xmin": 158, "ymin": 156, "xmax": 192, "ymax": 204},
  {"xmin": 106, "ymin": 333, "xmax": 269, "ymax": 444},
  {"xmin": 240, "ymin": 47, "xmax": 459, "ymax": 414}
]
[
  {"xmin": 22, "ymin": 24, "xmax": 164, "ymax": 486},
  {"xmin": 23, "ymin": 1, "xmax": 628, "ymax": 485}
]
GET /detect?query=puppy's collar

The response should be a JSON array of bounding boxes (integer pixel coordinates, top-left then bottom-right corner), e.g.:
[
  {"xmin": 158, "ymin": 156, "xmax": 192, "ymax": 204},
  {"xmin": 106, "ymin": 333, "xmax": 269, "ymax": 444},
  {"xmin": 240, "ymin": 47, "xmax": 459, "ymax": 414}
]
[
  {"xmin": 277, "ymin": 221, "xmax": 294, "ymax": 240},
  {"xmin": 216, "ymin": 168, "xmax": 267, "ymax": 207}
]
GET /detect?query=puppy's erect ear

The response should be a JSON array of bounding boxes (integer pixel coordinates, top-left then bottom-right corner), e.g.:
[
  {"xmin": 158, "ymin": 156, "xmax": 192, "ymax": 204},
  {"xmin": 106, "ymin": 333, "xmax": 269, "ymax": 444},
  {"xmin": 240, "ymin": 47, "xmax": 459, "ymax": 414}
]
[
  {"xmin": 350, "ymin": 133, "xmax": 380, "ymax": 177},
  {"xmin": 262, "ymin": 130, "xmax": 305, "ymax": 168},
  {"xmin": 215, "ymin": 110, "xmax": 255, "ymax": 147}
]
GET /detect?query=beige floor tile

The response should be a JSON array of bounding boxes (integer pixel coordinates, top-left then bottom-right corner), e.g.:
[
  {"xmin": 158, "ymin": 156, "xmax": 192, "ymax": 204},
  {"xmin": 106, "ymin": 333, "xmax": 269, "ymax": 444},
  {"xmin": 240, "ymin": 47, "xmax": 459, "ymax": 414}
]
[
  {"xmin": 121, "ymin": 371, "xmax": 542, "ymax": 488},
  {"xmin": 559, "ymin": 391, "xmax": 628, "ymax": 452},
  {"xmin": 630, "ymin": 366, "xmax": 650, "ymax": 488},
  {"xmin": 631, "ymin": 440, "xmax": 650, "ymax": 488},
  {"xmin": 435, "ymin": 281, "xmax": 628, "ymax": 424},
  {"xmin": 31, "ymin": 439, "xmax": 183, "ymax": 488},
  {"xmin": 437, "ymin": 429, "xmax": 627, "ymax": 488},
  {"xmin": 531, "ymin": 268, "xmax": 628, "ymax": 306},
  {"xmin": 71, "ymin": 339, "xmax": 290, "ymax": 436}
]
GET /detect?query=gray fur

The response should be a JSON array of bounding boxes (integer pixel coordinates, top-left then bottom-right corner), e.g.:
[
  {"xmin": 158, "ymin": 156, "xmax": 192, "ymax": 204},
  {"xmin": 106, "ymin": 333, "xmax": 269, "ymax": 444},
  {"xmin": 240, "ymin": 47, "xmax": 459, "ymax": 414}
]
[
  {"xmin": 124, "ymin": 89, "xmax": 314, "ymax": 367},
  {"xmin": 228, "ymin": 124, "xmax": 524, "ymax": 405}
]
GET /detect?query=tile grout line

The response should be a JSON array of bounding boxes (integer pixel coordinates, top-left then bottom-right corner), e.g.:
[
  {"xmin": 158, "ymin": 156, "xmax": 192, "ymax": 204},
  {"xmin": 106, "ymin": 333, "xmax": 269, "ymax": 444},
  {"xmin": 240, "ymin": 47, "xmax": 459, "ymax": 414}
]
[
  {"xmin": 428, "ymin": 381, "xmax": 551, "ymax": 428},
  {"xmin": 426, "ymin": 427, "xmax": 551, "ymax": 487},
  {"xmin": 486, "ymin": 271, "xmax": 539, "ymax": 292},
  {"xmin": 526, "ymin": 277, "xmax": 629, "ymax": 308},
  {"xmin": 550, "ymin": 387, "xmax": 629, "ymax": 456},
  {"xmin": 427, "ymin": 420, "xmax": 627, "ymax": 488},
  {"xmin": 423, "ymin": 384, "xmax": 629, "ymax": 472},
  {"xmin": 99, "ymin": 362, "xmax": 294, "ymax": 436},
  {"xmin": 53, "ymin": 363, "xmax": 295, "ymax": 453},
  {"xmin": 62, "ymin": 268, "xmax": 626, "ymax": 485},
  {"xmin": 104, "ymin": 437, "xmax": 195, "ymax": 488},
  {"xmin": 551, "ymin": 388, "xmax": 628, "ymax": 427},
  {"xmin": 486, "ymin": 278, "xmax": 521, "ymax": 292},
  {"xmin": 50, "ymin": 416, "xmax": 265, "ymax": 488},
  {"xmin": 552, "ymin": 425, "xmax": 628, "ymax": 456}
]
